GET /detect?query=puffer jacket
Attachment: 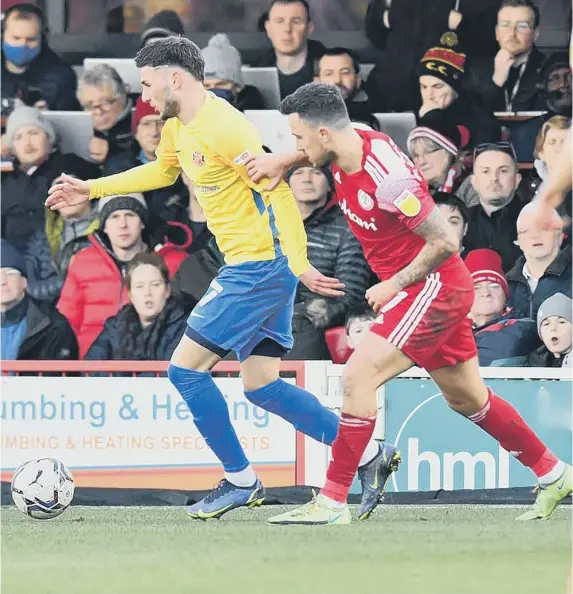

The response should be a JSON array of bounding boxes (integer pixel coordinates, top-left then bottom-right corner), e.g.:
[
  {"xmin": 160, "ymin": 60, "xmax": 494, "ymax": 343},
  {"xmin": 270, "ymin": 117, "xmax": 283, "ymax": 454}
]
[
  {"xmin": 294, "ymin": 201, "xmax": 371, "ymax": 330},
  {"xmin": 507, "ymin": 248, "xmax": 572, "ymax": 320},
  {"xmin": 85, "ymin": 298, "xmax": 187, "ymax": 361},
  {"xmin": 57, "ymin": 231, "xmax": 188, "ymax": 358},
  {"xmin": 1, "ymin": 151, "xmax": 100, "ymax": 252},
  {"xmin": 25, "ymin": 207, "xmax": 100, "ymax": 304},
  {"xmin": 473, "ymin": 309, "xmax": 539, "ymax": 367}
]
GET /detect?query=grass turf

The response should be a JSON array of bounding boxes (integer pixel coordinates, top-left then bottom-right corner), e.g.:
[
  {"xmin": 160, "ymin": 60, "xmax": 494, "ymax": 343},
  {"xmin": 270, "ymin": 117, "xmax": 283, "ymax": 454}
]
[{"xmin": 1, "ymin": 504, "xmax": 571, "ymax": 594}]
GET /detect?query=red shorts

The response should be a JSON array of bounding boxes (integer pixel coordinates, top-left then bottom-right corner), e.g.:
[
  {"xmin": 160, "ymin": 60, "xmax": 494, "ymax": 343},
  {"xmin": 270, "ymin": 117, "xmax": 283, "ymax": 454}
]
[{"xmin": 370, "ymin": 269, "xmax": 477, "ymax": 371}]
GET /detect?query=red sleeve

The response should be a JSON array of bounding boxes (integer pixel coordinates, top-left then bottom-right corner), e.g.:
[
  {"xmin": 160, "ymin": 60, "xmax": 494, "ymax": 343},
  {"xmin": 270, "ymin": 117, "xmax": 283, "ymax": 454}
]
[{"xmin": 368, "ymin": 135, "xmax": 435, "ymax": 231}]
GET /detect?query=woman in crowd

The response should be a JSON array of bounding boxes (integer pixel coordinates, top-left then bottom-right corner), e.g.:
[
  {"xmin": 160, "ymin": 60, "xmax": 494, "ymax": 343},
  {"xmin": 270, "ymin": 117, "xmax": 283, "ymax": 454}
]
[{"xmin": 85, "ymin": 253, "xmax": 186, "ymax": 361}]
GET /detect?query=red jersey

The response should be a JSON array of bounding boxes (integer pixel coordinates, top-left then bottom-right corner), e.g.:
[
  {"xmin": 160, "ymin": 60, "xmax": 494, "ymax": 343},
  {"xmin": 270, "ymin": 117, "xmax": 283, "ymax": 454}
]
[{"xmin": 331, "ymin": 128, "xmax": 464, "ymax": 281}]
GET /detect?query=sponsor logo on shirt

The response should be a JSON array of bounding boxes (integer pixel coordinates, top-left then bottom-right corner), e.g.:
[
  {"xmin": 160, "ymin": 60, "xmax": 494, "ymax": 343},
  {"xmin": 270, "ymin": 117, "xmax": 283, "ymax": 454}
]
[
  {"xmin": 194, "ymin": 185, "xmax": 219, "ymax": 193},
  {"xmin": 339, "ymin": 198, "xmax": 378, "ymax": 231},
  {"xmin": 394, "ymin": 190, "xmax": 421, "ymax": 217}
]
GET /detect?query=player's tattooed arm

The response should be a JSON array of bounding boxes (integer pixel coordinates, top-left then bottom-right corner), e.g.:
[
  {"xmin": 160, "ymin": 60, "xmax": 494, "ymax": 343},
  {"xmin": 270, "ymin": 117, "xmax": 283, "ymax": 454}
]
[{"xmin": 392, "ymin": 207, "xmax": 459, "ymax": 290}]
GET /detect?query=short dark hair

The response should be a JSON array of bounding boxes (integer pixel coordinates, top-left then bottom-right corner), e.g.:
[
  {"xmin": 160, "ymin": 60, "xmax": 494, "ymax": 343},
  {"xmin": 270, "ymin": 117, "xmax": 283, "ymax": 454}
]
[
  {"xmin": 268, "ymin": 0, "xmax": 311, "ymax": 22},
  {"xmin": 4, "ymin": 3, "xmax": 46, "ymax": 32},
  {"xmin": 315, "ymin": 47, "xmax": 361, "ymax": 77},
  {"xmin": 127, "ymin": 252, "xmax": 170, "ymax": 290},
  {"xmin": 498, "ymin": 0, "xmax": 540, "ymax": 28},
  {"xmin": 345, "ymin": 303, "xmax": 376, "ymax": 334},
  {"xmin": 433, "ymin": 192, "xmax": 469, "ymax": 226},
  {"xmin": 135, "ymin": 36, "xmax": 204, "ymax": 81},
  {"xmin": 280, "ymin": 82, "xmax": 350, "ymax": 129}
]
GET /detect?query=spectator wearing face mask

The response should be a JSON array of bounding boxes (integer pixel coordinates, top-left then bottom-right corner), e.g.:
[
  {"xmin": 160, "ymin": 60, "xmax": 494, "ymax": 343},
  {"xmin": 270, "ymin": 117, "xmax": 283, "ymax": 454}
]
[
  {"xmin": 507, "ymin": 201, "xmax": 571, "ymax": 319},
  {"xmin": 255, "ymin": 0, "xmax": 326, "ymax": 99},
  {"xmin": 527, "ymin": 293, "xmax": 572, "ymax": 368},
  {"xmin": 1, "ymin": 106, "xmax": 100, "ymax": 252},
  {"xmin": 1, "ymin": 3, "xmax": 80, "ymax": 111},
  {"xmin": 202, "ymin": 34, "xmax": 265, "ymax": 111},
  {"xmin": 77, "ymin": 64, "xmax": 133, "ymax": 175},
  {"xmin": 466, "ymin": 248, "xmax": 538, "ymax": 366},
  {"xmin": 86, "ymin": 253, "xmax": 187, "ymax": 362}
]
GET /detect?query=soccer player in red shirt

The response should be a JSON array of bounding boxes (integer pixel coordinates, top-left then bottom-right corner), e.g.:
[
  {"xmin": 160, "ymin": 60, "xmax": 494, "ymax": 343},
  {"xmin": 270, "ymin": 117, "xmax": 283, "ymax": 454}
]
[{"xmin": 246, "ymin": 82, "xmax": 571, "ymax": 525}]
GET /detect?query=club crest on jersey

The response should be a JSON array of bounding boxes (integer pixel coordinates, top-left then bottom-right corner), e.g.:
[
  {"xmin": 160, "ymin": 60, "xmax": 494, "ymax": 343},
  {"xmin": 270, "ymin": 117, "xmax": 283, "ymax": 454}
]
[
  {"xmin": 357, "ymin": 190, "xmax": 374, "ymax": 211},
  {"xmin": 193, "ymin": 151, "xmax": 205, "ymax": 167},
  {"xmin": 394, "ymin": 190, "xmax": 421, "ymax": 217}
]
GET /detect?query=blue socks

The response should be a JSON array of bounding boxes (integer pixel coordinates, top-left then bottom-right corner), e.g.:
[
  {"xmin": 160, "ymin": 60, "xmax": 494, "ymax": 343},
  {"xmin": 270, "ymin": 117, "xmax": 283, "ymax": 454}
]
[
  {"xmin": 244, "ymin": 378, "xmax": 339, "ymax": 445},
  {"xmin": 167, "ymin": 364, "xmax": 249, "ymax": 473}
]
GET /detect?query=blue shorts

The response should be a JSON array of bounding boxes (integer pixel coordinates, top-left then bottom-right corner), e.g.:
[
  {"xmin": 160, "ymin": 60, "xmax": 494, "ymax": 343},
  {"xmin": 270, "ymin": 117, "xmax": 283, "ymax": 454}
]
[{"xmin": 185, "ymin": 256, "xmax": 299, "ymax": 362}]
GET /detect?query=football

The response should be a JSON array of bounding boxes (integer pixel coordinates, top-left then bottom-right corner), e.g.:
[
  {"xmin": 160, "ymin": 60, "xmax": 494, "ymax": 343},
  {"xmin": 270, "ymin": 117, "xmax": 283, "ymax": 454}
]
[{"xmin": 11, "ymin": 458, "xmax": 75, "ymax": 520}]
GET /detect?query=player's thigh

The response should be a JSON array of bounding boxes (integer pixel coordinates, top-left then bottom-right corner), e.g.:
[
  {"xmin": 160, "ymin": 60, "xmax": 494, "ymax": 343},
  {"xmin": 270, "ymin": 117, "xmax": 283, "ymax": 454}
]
[
  {"xmin": 170, "ymin": 334, "xmax": 221, "ymax": 372},
  {"xmin": 429, "ymin": 356, "xmax": 489, "ymax": 415},
  {"xmin": 344, "ymin": 330, "xmax": 414, "ymax": 396},
  {"xmin": 240, "ymin": 354, "xmax": 282, "ymax": 392}
]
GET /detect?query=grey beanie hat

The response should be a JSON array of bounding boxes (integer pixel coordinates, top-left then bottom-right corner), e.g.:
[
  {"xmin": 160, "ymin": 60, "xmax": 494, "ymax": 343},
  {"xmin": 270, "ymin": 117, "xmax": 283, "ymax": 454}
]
[
  {"xmin": 537, "ymin": 293, "xmax": 573, "ymax": 336},
  {"xmin": 202, "ymin": 34, "xmax": 244, "ymax": 87},
  {"xmin": 6, "ymin": 106, "xmax": 56, "ymax": 149},
  {"xmin": 98, "ymin": 194, "xmax": 148, "ymax": 228}
]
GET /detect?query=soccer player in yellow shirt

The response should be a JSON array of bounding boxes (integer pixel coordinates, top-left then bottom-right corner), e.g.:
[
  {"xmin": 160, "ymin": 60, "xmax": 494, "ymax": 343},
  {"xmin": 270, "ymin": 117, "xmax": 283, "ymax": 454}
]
[{"xmin": 46, "ymin": 37, "xmax": 400, "ymax": 520}]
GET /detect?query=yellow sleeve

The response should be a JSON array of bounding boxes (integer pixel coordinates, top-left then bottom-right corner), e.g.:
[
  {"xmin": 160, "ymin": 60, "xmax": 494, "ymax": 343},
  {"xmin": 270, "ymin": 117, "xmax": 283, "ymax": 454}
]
[
  {"xmin": 210, "ymin": 114, "xmax": 311, "ymax": 277},
  {"xmin": 89, "ymin": 119, "xmax": 182, "ymax": 199}
]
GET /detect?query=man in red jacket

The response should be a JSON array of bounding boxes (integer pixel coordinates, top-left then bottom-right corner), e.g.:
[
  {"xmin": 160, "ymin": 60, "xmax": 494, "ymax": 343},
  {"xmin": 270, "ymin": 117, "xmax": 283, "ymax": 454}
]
[{"xmin": 57, "ymin": 193, "xmax": 187, "ymax": 357}]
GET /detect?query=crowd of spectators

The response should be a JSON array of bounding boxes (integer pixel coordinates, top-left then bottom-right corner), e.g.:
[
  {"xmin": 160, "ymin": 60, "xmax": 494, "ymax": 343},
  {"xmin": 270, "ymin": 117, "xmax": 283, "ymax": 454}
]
[{"xmin": 1, "ymin": 0, "xmax": 571, "ymax": 368}]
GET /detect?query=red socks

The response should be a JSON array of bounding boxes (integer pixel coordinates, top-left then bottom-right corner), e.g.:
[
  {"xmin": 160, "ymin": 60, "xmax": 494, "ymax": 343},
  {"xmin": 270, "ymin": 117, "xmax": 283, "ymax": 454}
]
[
  {"xmin": 469, "ymin": 388, "xmax": 559, "ymax": 478},
  {"xmin": 322, "ymin": 413, "xmax": 376, "ymax": 504}
]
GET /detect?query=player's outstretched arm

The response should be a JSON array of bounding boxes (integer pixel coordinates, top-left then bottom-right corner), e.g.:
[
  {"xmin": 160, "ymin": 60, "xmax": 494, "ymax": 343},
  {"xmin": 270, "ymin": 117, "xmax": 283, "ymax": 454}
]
[
  {"xmin": 393, "ymin": 207, "xmax": 458, "ymax": 290},
  {"xmin": 245, "ymin": 152, "xmax": 310, "ymax": 191},
  {"xmin": 365, "ymin": 207, "xmax": 458, "ymax": 312},
  {"xmin": 537, "ymin": 132, "xmax": 572, "ymax": 210}
]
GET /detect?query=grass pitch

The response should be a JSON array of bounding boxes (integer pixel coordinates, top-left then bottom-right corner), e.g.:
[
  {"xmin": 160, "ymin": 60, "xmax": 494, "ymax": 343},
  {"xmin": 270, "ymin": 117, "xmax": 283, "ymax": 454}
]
[{"xmin": 1, "ymin": 504, "xmax": 571, "ymax": 594}]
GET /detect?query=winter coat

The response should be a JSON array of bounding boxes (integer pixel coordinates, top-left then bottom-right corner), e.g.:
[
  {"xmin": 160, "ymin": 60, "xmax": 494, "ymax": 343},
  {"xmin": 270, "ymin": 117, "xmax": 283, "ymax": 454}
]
[
  {"xmin": 294, "ymin": 201, "xmax": 371, "ymax": 330},
  {"xmin": 1, "ymin": 45, "xmax": 80, "ymax": 111},
  {"xmin": 527, "ymin": 344, "xmax": 572, "ymax": 368},
  {"xmin": 94, "ymin": 104, "xmax": 134, "ymax": 176},
  {"xmin": 1, "ymin": 152, "xmax": 100, "ymax": 252},
  {"xmin": 57, "ymin": 231, "xmax": 188, "ymax": 358},
  {"xmin": 1, "ymin": 296, "xmax": 78, "ymax": 361},
  {"xmin": 473, "ymin": 309, "xmax": 539, "ymax": 366},
  {"xmin": 24, "ymin": 208, "xmax": 100, "ymax": 304},
  {"xmin": 235, "ymin": 85, "xmax": 266, "ymax": 111},
  {"xmin": 254, "ymin": 39, "xmax": 326, "ymax": 99},
  {"xmin": 506, "ymin": 248, "xmax": 572, "ymax": 320},
  {"xmin": 463, "ymin": 197, "xmax": 523, "ymax": 272},
  {"xmin": 364, "ymin": 0, "xmax": 501, "ymax": 112},
  {"xmin": 466, "ymin": 46, "xmax": 546, "ymax": 113},
  {"xmin": 85, "ymin": 298, "xmax": 186, "ymax": 361}
]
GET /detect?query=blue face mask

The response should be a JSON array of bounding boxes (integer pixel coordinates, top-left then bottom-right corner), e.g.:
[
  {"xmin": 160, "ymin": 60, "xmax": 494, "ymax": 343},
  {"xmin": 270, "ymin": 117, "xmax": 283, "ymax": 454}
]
[
  {"xmin": 210, "ymin": 88, "xmax": 236, "ymax": 103},
  {"xmin": 2, "ymin": 42, "xmax": 41, "ymax": 67}
]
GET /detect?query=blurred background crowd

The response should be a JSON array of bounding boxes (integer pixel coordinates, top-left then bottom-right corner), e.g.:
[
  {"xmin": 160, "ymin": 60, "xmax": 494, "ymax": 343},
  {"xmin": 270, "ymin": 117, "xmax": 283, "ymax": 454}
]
[{"xmin": 0, "ymin": 0, "xmax": 571, "ymax": 368}]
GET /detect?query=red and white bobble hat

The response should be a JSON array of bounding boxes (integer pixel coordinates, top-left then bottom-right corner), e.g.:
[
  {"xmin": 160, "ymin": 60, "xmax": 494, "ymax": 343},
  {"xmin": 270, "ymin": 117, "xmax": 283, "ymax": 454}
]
[{"xmin": 464, "ymin": 249, "xmax": 509, "ymax": 298}]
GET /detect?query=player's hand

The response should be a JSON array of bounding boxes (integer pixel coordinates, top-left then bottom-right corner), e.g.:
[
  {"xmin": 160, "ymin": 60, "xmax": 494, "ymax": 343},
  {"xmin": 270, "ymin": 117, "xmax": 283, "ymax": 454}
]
[
  {"xmin": 493, "ymin": 49, "xmax": 516, "ymax": 87},
  {"xmin": 46, "ymin": 173, "xmax": 91, "ymax": 211},
  {"xmin": 245, "ymin": 154, "xmax": 288, "ymax": 191},
  {"xmin": 531, "ymin": 195, "xmax": 568, "ymax": 230},
  {"xmin": 88, "ymin": 137, "xmax": 109, "ymax": 163},
  {"xmin": 365, "ymin": 279, "xmax": 400, "ymax": 313},
  {"xmin": 299, "ymin": 266, "xmax": 345, "ymax": 298}
]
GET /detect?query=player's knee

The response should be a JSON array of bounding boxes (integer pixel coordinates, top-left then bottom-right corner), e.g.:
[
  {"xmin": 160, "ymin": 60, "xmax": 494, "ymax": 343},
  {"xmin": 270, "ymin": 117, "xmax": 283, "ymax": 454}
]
[
  {"xmin": 342, "ymin": 361, "xmax": 372, "ymax": 397},
  {"xmin": 167, "ymin": 364, "xmax": 210, "ymax": 399},
  {"xmin": 442, "ymin": 389, "xmax": 486, "ymax": 416}
]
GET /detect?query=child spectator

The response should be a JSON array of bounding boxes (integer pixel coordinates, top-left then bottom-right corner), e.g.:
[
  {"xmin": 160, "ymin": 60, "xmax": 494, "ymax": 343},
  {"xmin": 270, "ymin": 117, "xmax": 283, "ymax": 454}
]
[
  {"xmin": 433, "ymin": 192, "xmax": 469, "ymax": 253},
  {"xmin": 86, "ymin": 253, "xmax": 186, "ymax": 361},
  {"xmin": 345, "ymin": 304, "xmax": 376, "ymax": 351},
  {"xmin": 528, "ymin": 293, "xmax": 572, "ymax": 367}
]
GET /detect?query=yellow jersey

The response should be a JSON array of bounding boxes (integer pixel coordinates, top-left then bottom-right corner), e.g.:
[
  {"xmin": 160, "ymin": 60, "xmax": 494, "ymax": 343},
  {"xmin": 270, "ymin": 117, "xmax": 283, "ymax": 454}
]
[{"xmin": 89, "ymin": 93, "xmax": 310, "ymax": 276}]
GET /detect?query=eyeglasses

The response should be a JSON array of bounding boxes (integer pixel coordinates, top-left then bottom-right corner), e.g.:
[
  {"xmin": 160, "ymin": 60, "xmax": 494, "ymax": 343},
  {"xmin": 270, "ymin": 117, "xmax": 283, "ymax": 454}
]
[
  {"xmin": 498, "ymin": 20, "xmax": 534, "ymax": 33},
  {"xmin": 81, "ymin": 97, "xmax": 119, "ymax": 114},
  {"xmin": 473, "ymin": 142, "xmax": 517, "ymax": 162}
]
